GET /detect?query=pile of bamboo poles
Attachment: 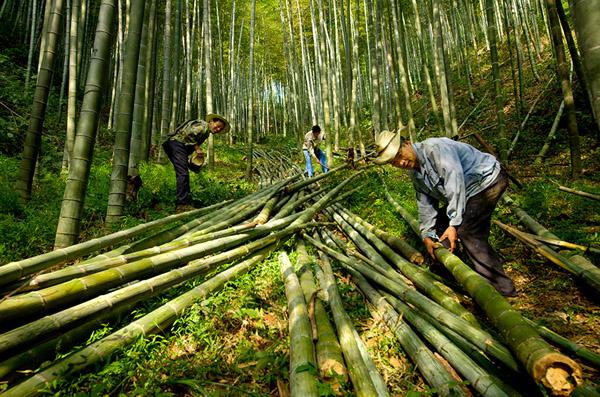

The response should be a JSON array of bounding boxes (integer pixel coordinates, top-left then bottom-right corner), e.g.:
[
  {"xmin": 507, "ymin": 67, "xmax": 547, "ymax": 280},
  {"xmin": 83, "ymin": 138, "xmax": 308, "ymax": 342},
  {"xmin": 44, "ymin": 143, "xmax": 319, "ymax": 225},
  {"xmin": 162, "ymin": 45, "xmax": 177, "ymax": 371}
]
[
  {"xmin": 0, "ymin": 159, "xmax": 360, "ymax": 396},
  {"xmin": 1, "ymin": 157, "xmax": 598, "ymax": 396}
]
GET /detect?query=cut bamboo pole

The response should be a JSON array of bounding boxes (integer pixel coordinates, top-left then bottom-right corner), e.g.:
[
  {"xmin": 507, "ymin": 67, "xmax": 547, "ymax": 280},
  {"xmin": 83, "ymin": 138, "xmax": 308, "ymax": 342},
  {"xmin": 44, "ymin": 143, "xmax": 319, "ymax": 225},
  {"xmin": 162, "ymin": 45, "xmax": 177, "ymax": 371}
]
[
  {"xmin": 28, "ymin": 220, "xmax": 259, "ymax": 288},
  {"xmin": 0, "ymin": 224, "xmax": 311, "ymax": 356},
  {"xmin": 296, "ymin": 240, "xmax": 348, "ymax": 391},
  {"xmin": 312, "ymin": 235, "xmax": 380, "ymax": 397},
  {"xmin": 523, "ymin": 233, "xmax": 599, "ymax": 255},
  {"xmin": 393, "ymin": 201, "xmax": 583, "ymax": 394},
  {"xmin": 379, "ymin": 292, "xmax": 519, "ymax": 396},
  {"xmin": 494, "ymin": 220, "xmax": 600, "ymax": 294},
  {"xmin": 279, "ymin": 251, "xmax": 319, "ymax": 397},
  {"xmin": 558, "ymin": 185, "xmax": 600, "ymax": 202},
  {"xmin": 434, "ymin": 246, "xmax": 583, "ymax": 394},
  {"xmin": 0, "ymin": 250, "xmax": 272, "ymax": 397},
  {"xmin": 0, "ymin": 232, "xmax": 265, "ymax": 321},
  {"xmin": 330, "ymin": 205, "xmax": 477, "ymax": 325},
  {"xmin": 334, "ymin": 204, "xmax": 423, "ymax": 264},
  {"xmin": 349, "ymin": 269, "xmax": 469, "ymax": 397},
  {"xmin": 0, "ymin": 200, "xmax": 232, "ymax": 288},
  {"xmin": 303, "ymin": 234, "xmax": 519, "ymax": 372},
  {"xmin": 522, "ymin": 317, "xmax": 600, "ymax": 369}
]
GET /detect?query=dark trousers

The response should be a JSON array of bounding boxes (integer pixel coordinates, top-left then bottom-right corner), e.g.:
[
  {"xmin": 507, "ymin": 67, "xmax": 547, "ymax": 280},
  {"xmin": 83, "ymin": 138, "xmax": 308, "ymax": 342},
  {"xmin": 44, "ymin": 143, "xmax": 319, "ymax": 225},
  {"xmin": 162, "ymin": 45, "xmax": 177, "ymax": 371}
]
[
  {"xmin": 435, "ymin": 171, "xmax": 516, "ymax": 296},
  {"xmin": 162, "ymin": 140, "xmax": 195, "ymax": 205}
]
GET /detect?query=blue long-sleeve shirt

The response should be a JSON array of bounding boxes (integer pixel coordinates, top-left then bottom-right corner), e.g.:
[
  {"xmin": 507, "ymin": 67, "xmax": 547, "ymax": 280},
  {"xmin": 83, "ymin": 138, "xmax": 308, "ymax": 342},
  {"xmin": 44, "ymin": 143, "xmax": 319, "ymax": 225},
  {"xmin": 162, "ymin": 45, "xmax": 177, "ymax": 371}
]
[{"xmin": 409, "ymin": 138, "xmax": 501, "ymax": 240}]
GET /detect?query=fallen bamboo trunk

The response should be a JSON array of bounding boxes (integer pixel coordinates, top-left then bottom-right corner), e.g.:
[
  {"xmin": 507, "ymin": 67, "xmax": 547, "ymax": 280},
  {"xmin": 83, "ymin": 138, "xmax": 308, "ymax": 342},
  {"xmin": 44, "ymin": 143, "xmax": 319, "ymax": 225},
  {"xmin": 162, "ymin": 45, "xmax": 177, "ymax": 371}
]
[
  {"xmin": 434, "ymin": 247, "xmax": 583, "ymax": 395},
  {"xmin": 0, "ymin": 200, "xmax": 232, "ymax": 288},
  {"xmin": 329, "ymin": 206, "xmax": 478, "ymax": 326},
  {"xmin": 494, "ymin": 220, "xmax": 600, "ymax": 294},
  {"xmin": 0, "ymin": 231, "xmax": 266, "ymax": 322},
  {"xmin": 279, "ymin": 252, "xmax": 319, "ymax": 397},
  {"xmin": 558, "ymin": 185, "xmax": 600, "ymax": 202},
  {"xmin": 296, "ymin": 240, "xmax": 348, "ymax": 389},
  {"xmin": 522, "ymin": 317, "xmax": 600, "ymax": 369},
  {"xmin": 391, "ymin": 200, "xmax": 583, "ymax": 395},
  {"xmin": 28, "ymin": 220, "xmax": 260, "ymax": 288},
  {"xmin": 349, "ymin": 269, "xmax": 469, "ymax": 397},
  {"xmin": 303, "ymin": 234, "xmax": 519, "ymax": 372},
  {"xmin": 0, "ymin": 249, "xmax": 273, "ymax": 397},
  {"xmin": 312, "ymin": 234, "xmax": 380, "ymax": 397},
  {"xmin": 333, "ymin": 204, "xmax": 423, "ymax": 264},
  {"xmin": 379, "ymin": 292, "xmax": 519, "ymax": 396},
  {"xmin": 0, "ymin": 223, "xmax": 313, "ymax": 356},
  {"xmin": 523, "ymin": 233, "xmax": 599, "ymax": 255}
]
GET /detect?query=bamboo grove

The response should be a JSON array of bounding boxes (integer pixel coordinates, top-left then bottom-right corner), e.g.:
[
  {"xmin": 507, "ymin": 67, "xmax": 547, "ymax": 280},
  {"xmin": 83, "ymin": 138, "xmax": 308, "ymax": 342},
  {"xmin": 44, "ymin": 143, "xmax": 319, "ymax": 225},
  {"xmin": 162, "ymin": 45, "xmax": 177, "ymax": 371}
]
[
  {"xmin": 1, "ymin": 0, "xmax": 599, "ymax": 246},
  {"xmin": 0, "ymin": 154, "xmax": 599, "ymax": 395}
]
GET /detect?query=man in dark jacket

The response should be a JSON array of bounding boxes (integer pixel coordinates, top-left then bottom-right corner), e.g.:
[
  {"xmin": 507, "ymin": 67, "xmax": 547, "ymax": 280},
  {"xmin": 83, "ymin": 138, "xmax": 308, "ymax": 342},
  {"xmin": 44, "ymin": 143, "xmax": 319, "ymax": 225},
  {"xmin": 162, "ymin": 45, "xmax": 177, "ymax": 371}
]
[
  {"xmin": 162, "ymin": 114, "xmax": 230, "ymax": 210},
  {"xmin": 375, "ymin": 130, "xmax": 516, "ymax": 296}
]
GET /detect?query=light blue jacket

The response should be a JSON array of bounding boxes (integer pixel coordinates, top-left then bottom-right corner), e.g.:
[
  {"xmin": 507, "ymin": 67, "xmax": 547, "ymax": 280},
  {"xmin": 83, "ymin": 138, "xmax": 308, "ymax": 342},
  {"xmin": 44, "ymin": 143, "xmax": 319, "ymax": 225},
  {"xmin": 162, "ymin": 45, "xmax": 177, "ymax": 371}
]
[{"xmin": 409, "ymin": 138, "xmax": 501, "ymax": 240}]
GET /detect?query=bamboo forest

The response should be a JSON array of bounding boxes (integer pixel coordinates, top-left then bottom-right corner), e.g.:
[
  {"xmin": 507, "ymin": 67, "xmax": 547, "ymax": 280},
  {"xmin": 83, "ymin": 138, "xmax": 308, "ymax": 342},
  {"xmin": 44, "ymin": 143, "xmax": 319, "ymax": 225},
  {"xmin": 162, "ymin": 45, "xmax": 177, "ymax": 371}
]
[{"xmin": 1, "ymin": 0, "xmax": 600, "ymax": 395}]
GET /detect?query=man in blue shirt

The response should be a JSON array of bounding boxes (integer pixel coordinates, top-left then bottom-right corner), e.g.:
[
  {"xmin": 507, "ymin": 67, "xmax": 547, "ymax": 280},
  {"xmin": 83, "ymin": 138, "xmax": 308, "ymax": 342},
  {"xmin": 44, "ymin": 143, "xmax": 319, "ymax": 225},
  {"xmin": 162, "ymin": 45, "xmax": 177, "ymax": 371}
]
[{"xmin": 375, "ymin": 130, "xmax": 517, "ymax": 297}]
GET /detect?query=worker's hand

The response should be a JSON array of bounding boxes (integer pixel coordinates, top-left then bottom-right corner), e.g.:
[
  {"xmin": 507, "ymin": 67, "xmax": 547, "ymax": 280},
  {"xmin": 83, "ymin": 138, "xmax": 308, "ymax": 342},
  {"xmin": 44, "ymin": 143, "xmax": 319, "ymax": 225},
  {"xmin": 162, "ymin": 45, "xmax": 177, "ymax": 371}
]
[
  {"xmin": 423, "ymin": 237, "xmax": 438, "ymax": 259},
  {"xmin": 439, "ymin": 226, "xmax": 458, "ymax": 253}
]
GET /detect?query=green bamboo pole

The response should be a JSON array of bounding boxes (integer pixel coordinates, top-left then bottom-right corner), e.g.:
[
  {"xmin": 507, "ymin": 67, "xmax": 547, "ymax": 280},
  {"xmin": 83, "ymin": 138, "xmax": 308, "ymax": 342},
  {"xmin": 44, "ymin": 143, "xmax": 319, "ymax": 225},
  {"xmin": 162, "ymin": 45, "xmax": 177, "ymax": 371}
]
[
  {"xmin": 0, "ymin": 201, "xmax": 232, "ymax": 288},
  {"xmin": 312, "ymin": 234, "xmax": 381, "ymax": 397},
  {"xmin": 0, "ymin": 224, "xmax": 312, "ymax": 357},
  {"xmin": 494, "ymin": 220, "xmax": 600, "ymax": 293},
  {"xmin": 349, "ymin": 269, "xmax": 469, "ymax": 397},
  {"xmin": 283, "ymin": 163, "xmax": 351, "ymax": 195},
  {"xmin": 0, "ymin": 249, "xmax": 273, "ymax": 397},
  {"xmin": 377, "ymin": 292, "xmax": 519, "ymax": 396},
  {"xmin": 434, "ymin": 246, "xmax": 583, "ymax": 393},
  {"xmin": 28, "ymin": 220, "xmax": 260, "ymax": 288},
  {"xmin": 395, "ymin": 201, "xmax": 584, "ymax": 393},
  {"xmin": 331, "ymin": 205, "xmax": 477, "ymax": 326},
  {"xmin": 253, "ymin": 194, "xmax": 281, "ymax": 225},
  {"xmin": 522, "ymin": 317, "xmax": 600, "ymax": 369},
  {"xmin": 296, "ymin": 240, "xmax": 348, "ymax": 387},
  {"xmin": 127, "ymin": 176, "xmax": 297, "ymax": 252},
  {"xmin": 385, "ymin": 292, "xmax": 518, "ymax": 381},
  {"xmin": 522, "ymin": 233, "xmax": 600, "ymax": 256},
  {"xmin": 289, "ymin": 171, "xmax": 364, "ymax": 227},
  {"xmin": 303, "ymin": 233, "xmax": 519, "ymax": 372},
  {"xmin": 0, "ymin": 232, "xmax": 263, "ymax": 321},
  {"xmin": 339, "ymin": 205, "xmax": 423, "ymax": 264},
  {"xmin": 279, "ymin": 251, "xmax": 319, "ymax": 397},
  {"xmin": 272, "ymin": 188, "xmax": 325, "ymax": 221},
  {"xmin": 0, "ymin": 300, "xmax": 133, "ymax": 379}
]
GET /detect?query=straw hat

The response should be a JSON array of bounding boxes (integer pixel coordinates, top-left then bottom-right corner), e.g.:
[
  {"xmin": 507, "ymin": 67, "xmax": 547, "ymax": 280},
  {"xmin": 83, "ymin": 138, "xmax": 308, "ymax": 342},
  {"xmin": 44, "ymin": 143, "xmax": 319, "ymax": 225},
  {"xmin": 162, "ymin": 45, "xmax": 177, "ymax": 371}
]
[
  {"xmin": 188, "ymin": 151, "xmax": 205, "ymax": 173},
  {"xmin": 374, "ymin": 130, "xmax": 402, "ymax": 164},
  {"xmin": 206, "ymin": 113, "xmax": 231, "ymax": 135}
]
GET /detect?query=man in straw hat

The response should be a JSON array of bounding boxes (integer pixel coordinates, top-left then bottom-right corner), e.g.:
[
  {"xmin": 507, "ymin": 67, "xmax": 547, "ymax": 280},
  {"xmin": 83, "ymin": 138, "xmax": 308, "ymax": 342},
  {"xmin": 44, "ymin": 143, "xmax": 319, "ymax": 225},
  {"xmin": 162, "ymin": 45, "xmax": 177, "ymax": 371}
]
[
  {"xmin": 374, "ymin": 130, "xmax": 516, "ymax": 297},
  {"xmin": 162, "ymin": 114, "xmax": 230, "ymax": 211}
]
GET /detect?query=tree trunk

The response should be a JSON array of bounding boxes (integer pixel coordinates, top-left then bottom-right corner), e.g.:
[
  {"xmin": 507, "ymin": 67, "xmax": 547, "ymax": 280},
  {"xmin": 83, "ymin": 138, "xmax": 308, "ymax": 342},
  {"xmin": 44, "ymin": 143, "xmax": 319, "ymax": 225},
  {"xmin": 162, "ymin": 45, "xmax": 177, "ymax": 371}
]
[
  {"xmin": 16, "ymin": 0, "xmax": 65, "ymax": 203},
  {"xmin": 106, "ymin": 0, "xmax": 147, "ymax": 224},
  {"xmin": 55, "ymin": 0, "xmax": 116, "ymax": 248},
  {"xmin": 572, "ymin": 0, "xmax": 600, "ymax": 135},
  {"xmin": 547, "ymin": 0, "xmax": 582, "ymax": 176}
]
